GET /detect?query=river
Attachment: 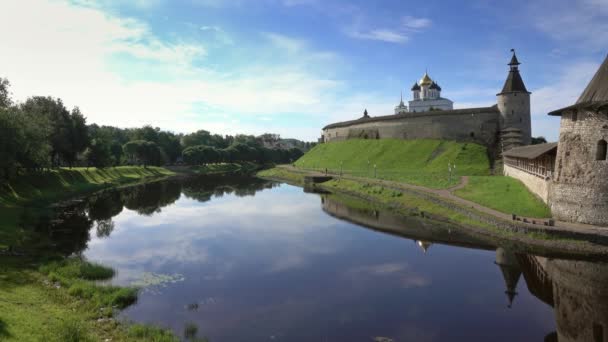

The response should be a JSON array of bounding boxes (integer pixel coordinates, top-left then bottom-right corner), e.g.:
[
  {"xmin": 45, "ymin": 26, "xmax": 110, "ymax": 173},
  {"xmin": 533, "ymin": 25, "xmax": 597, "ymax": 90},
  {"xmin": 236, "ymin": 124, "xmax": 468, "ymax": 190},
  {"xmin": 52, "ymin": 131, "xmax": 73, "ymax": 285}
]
[{"xmin": 39, "ymin": 176, "xmax": 608, "ymax": 341}]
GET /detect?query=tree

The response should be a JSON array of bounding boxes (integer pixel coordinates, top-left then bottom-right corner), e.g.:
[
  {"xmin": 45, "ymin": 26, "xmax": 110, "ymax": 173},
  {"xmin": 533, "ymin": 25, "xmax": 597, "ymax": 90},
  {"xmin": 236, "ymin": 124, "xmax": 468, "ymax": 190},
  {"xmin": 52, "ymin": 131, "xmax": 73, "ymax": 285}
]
[
  {"xmin": 0, "ymin": 77, "xmax": 12, "ymax": 109},
  {"xmin": 85, "ymin": 137, "xmax": 113, "ymax": 168},
  {"xmin": 66, "ymin": 107, "xmax": 89, "ymax": 168},
  {"xmin": 21, "ymin": 96, "xmax": 73, "ymax": 167},
  {"xmin": 531, "ymin": 136, "xmax": 548, "ymax": 145},
  {"xmin": 110, "ymin": 142, "xmax": 123, "ymax": 166}
]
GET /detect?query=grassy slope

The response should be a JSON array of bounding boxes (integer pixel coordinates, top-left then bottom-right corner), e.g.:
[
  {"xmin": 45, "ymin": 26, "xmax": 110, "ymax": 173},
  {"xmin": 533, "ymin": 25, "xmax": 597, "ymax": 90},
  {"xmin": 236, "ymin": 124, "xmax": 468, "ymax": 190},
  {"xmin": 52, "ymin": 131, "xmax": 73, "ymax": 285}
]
[
  {"xmin": 0, "ymin": 167, "xmax": 174, "ymax": 249},
  {"xmin": 455, "ymin": 176, "xmax": 551, "ymax": 218},
  {"xmin": 294, "ymin": 139, "xmax": 490, "ymax": 188}
]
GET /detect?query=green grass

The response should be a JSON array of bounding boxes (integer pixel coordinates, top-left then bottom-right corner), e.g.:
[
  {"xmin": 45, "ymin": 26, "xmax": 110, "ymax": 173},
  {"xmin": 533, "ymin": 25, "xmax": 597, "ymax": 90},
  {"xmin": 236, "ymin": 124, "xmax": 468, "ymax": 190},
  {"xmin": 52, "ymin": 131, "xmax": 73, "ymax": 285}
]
[
  {"xmin": 0, "ymin": 167, "xmax": 181, "ymax": 341},
  {"xmin": 0, "ymin": 166, "xmax": 174, "ymax": 250},
  {"xmin": 187, "ymin": 162, "xmax": 262, "ymax": 175},
  {"xmin": 323, "ymin": 178, "xmax": 493, "ymax": 229},
  {"xmin": 257, "ymin": 167, "xmax": 305, "ymax": 185},
  {"xmin": 294, "ymin": 139, "xmax": 490, "ymax": 188},
  {"xmin": 454, "ymin": 176, "xmax": 551, "ymax": 218},
  {"xmin": 0, "ymin": 166, "xmax": 174, "ymax": 207}
]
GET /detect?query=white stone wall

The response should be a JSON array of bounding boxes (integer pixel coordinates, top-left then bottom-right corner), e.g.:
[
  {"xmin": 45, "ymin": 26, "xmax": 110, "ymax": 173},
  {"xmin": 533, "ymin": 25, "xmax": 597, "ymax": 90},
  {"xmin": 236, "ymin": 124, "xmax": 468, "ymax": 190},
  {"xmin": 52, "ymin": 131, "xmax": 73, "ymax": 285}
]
[
  {"xmin": 408, "ymin": 98, "xmax": 453, "ymax": 112},
  {"xmin": 503, "ymin": 164, "xmax": 551, "ymax": 203}
]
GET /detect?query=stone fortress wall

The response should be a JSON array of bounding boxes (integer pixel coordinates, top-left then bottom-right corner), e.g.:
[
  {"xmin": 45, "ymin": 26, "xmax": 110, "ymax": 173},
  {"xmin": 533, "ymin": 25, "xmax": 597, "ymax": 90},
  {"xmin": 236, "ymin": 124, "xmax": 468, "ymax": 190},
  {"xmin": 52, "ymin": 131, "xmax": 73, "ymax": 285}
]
[{"xmin": 322, "ymin": 108, "xmax": 500, "ymax": 147}]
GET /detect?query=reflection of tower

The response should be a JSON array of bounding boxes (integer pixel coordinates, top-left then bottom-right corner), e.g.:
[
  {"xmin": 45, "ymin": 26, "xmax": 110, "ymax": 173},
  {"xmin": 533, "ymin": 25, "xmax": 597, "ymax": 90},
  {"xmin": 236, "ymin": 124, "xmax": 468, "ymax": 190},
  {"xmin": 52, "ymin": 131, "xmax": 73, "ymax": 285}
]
[
  {"xmin": 494, "ymin": 248, "xmax": 522, "ymax": 308},
  {"xmin": 417, "ymin": 240, "xmax": 432, "ymax": 254}
]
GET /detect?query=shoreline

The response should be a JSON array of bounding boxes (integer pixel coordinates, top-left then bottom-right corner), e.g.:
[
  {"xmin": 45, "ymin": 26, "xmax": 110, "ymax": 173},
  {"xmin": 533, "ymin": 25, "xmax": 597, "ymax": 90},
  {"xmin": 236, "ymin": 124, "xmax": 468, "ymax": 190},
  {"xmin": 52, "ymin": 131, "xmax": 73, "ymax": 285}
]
[
  {"xmin": 0, "ymin": 165, "xmax": 218, "ymax": 341},
  {"xmin": 258, "ymin": 167, "xmax": 608, "ymax": 258}
]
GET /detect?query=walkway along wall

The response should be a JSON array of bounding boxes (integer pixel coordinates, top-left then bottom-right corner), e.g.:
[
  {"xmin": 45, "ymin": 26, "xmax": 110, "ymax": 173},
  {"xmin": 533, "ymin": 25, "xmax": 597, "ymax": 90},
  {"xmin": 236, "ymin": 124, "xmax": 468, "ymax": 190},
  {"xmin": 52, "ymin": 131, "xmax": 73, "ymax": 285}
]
[{"xmin": 503, "ymin": 164, "xmax": 552, "ymax": 203}]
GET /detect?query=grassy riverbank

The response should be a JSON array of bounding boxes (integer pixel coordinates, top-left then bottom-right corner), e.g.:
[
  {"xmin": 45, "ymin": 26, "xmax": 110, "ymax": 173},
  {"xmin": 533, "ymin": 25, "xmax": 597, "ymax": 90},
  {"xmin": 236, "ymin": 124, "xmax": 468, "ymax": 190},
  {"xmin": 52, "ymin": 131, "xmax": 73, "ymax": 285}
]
[
  {"xmin": 0, "ymin": 257, "xmax": 181, "ymax": 341},
  {"xmin": 294, "ymin": 139, "xmax": 491, "ymax": 188},
  {"xmin": 257, "ymin": 167, "xmax": 604, "ymax": 252},
  {"xmin": 0, "ymin": 166, "xmax": 184, "ymax": 341},
  {"xmin": 455, "ymin": 176, "xmax": 551, "ymax": 218},
  {"xmin": 0, "ymin": 167, "xmax": 175, "ymax": 250}
]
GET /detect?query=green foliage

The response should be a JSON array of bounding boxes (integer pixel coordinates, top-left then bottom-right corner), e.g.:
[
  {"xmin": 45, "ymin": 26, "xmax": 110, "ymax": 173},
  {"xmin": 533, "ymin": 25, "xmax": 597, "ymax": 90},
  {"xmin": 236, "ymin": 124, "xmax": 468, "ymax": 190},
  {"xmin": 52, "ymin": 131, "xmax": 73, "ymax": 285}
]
[
  {"xmin": 40, "ymin": 258, "xmax": 115, "ymax": 281},
  {"xmin": 454, "ymin": 176, "xmax": 552, "ymax": 218},
  {"xmin": 50, "ymin": 319, "xmax": 94, "ymax": 342},
  {"xmin": 295, "ymin": 139, "xmax": 490, "ymax": 188},
  {"xmin": 127, "ymin": 324, "xmax": 180, "ymax": 342}
]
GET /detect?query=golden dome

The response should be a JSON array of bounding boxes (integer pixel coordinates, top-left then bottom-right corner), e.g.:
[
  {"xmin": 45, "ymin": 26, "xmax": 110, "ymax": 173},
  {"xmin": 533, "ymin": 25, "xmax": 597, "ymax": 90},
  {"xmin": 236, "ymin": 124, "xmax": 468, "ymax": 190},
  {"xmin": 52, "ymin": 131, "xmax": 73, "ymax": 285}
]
[{"xmin": 419, "ymin": 72, "xmax": 433, "ymax": 86}]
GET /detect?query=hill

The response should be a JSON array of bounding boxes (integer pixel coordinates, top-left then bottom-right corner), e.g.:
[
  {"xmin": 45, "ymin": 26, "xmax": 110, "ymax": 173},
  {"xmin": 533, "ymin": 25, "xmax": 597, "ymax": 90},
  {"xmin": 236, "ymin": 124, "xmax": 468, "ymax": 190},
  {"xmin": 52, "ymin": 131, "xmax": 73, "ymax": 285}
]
[{"xmin": 294, "ymin": 139, "xmax": 491, "ymax": 188}]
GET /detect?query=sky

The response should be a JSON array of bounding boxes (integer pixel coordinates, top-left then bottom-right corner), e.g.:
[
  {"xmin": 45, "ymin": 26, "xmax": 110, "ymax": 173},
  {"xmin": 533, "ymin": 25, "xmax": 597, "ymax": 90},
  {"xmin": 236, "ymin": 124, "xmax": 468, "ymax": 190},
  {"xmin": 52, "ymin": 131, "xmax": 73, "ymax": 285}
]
[{"xmin": 1, "ymin": 0, "xmax": 607, "ymax": 141}]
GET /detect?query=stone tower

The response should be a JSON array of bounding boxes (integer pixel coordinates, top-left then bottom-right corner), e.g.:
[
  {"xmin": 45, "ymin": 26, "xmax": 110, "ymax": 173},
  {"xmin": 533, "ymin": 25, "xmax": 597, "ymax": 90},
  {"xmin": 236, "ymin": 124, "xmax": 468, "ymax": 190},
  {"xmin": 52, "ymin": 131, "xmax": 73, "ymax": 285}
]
[
  {"xmin": 497, "ymin": 49, "xmax": 532, "ymax": 151},
  {"xmin": 548, "ymin": 54, "xmax": 608, "ymax": 226}
]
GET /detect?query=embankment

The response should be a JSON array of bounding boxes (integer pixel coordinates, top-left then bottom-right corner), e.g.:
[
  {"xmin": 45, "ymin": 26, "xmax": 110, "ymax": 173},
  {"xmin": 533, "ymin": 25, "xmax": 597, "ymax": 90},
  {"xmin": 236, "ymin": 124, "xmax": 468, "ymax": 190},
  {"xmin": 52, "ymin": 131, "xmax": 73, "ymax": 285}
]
[{"xmin": 258, "ymin": 167, "xmax": 608, "ymax": 257}]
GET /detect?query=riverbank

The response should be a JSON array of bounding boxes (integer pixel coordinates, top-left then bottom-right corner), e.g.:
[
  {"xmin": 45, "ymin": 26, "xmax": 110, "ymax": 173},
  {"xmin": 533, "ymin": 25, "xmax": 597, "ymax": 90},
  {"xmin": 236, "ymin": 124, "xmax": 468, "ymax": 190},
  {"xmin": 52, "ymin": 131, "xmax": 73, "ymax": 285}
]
[
  {"xmin": 0, "ymin": 166, "xmax": 187, "ymax": 341},
  {"xmin": 258, "ymin": 167, "xmax": 608, "ymax": 257}
]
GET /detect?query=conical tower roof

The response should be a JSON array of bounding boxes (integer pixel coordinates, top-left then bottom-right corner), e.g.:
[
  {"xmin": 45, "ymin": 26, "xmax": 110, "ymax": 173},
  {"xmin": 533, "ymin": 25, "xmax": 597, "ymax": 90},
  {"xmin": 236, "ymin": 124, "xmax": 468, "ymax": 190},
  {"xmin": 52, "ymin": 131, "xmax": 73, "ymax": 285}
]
[
  {"xmin": 417, "ymin": 240, "xmax": 432, "ymax": 254},
  {"xmin": 577, "ymin": 54, "xmax": 608, "ymax": 103},
  {"xmin": 495, "ymin": 248, "xmax": 522, "ymax": 308},
  {"xmin": 549, "ymin": 54, "xmax": 608, "ymax": 116},
  {"xmin": 499, "ymin": 50, "xmax": 529, "ymax": 94}
]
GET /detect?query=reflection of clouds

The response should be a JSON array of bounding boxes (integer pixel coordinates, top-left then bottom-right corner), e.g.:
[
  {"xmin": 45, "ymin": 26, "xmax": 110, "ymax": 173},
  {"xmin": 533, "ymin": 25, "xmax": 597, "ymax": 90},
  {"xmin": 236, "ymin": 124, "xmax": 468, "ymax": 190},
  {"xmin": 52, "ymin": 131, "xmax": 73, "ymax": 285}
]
[
  {"xmin": 346, "ymin": 262, "xmax": 431, "ymax": 289},
  {"xmin": 85, "ymin": 185, "xmax": 347, "ymax": 282}
]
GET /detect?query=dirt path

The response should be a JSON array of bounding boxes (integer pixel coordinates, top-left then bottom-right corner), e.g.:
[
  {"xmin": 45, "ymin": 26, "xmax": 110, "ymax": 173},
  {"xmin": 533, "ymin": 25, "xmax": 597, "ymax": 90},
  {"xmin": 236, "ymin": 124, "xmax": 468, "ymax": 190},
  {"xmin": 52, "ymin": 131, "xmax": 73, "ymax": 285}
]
[{"xmin": 279, "ymin": 166, "xmax": 608, "ymax": 238}]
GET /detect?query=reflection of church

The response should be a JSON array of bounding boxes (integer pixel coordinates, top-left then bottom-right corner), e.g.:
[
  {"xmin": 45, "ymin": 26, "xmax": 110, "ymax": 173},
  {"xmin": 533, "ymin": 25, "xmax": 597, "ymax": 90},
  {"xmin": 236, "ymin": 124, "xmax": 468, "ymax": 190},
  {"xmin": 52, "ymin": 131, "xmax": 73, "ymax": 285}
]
[{"xmin": 494, "ymin": 249, "xmax": 608, "ymax": 342}]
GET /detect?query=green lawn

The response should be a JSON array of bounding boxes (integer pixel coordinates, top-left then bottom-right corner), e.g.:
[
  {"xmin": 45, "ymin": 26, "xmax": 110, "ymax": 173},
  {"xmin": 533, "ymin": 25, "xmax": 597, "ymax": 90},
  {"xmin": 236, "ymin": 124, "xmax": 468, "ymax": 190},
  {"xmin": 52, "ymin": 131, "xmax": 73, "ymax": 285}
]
[
  {"xmin": 454, "ymin": 176, "xmax": 551, "ymax": 218},
  {"xmin": 0, "ymin": 166, "xmax": 174, "ymax": 207},
  {"xmin": 294, "ymin": 139, "xmax": 491, "ymax": 188}
]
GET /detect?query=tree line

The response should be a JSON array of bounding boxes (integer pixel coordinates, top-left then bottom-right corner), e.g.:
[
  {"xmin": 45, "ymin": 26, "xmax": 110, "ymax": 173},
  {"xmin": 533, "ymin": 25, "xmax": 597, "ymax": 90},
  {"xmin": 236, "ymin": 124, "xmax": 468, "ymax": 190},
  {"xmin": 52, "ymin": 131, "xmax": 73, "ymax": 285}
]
[{"xmin": 0, "ymin": 77, "xmax": 311, "ymax": 180}]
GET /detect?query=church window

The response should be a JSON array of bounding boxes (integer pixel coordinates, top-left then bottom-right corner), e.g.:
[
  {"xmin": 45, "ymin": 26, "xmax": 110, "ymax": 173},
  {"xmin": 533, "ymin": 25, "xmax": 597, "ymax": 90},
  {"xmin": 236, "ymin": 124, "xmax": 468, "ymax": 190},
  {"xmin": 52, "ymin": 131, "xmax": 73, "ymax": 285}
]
[
  {"xmin": 572, "ymin": 112, "xmax": 578, "ymax": 122},
  {"xmin": 597, "ymin": 140, "xmax": 607, "ymax": 161},
  {"xmin": 470, "ymin": 132, "xmax": 475, "ymax": 138}
]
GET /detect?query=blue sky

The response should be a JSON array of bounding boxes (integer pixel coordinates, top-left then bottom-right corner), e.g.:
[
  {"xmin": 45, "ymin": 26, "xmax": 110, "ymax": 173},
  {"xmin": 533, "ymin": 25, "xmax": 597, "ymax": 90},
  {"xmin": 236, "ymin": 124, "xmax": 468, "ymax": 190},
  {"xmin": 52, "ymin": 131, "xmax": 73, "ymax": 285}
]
[{"xmin": 1, "ymin": 0, "xmax": 607, "ymax": 141}]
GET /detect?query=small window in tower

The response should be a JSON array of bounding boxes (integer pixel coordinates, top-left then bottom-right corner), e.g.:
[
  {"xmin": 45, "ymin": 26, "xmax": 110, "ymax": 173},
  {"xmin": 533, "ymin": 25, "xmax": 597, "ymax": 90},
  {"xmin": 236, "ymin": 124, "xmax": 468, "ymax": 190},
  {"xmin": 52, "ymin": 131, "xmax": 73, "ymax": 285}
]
[
  {"xmin": 597, "ymin": 140, "xmax": 607, "ymax": 161},
  {"xmin": 470, "ymin": 132, "xmax": 475, "ymax": 138},
  {"xmin": 520, "ymin": 117, "xmax": 522, "ymax": 123},
  {"xmin": 572, "ymin": 112, "xmax": 578, "ymax": 122}
]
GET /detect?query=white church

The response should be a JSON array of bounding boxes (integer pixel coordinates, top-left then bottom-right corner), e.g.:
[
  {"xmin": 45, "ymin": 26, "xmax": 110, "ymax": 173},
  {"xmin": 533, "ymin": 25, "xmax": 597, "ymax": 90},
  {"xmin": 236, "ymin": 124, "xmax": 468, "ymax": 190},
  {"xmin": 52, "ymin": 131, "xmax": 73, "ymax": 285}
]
[{"xmin": 394, "ymin": 72, "xmax": 454, "ymax": 114}]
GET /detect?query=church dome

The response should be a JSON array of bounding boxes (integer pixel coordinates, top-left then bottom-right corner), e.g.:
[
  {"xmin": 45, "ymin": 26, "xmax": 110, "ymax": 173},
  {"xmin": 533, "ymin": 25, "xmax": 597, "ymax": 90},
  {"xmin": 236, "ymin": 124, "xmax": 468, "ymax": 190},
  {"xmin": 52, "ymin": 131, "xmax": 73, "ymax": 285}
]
[
  {"xmin": 411, "ymin": 82, "xmax": 421, "ymax": 91},
  {"xmin": 419, "ymin": 72, "xmax": 433, "ymax": 86},
  {"xmin": 429, "ymin": 81, "xmax": 441, "ymax": 91}
]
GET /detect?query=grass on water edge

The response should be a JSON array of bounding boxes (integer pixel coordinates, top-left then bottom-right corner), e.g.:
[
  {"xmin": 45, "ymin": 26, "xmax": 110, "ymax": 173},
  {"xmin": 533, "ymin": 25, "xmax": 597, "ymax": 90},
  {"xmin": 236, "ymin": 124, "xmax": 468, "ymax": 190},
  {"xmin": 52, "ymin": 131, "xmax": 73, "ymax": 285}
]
[
  {"xmin": 294, "ymin": 139, "xmax": 491, "ymax": 188},
  {"xmin": 260, "ymin": 168, "xmax": 579, "ymax": 244},
  {"xmin": 0, "ymin": 256, "xmax": 182, "ymax": 342},
  {"xmin": 454, "ymin": 176, "xmax": 552, "ymax": 218},
  {"xmin": 186, "ymin": 162, "xmax": 262, "ymax": 175},
  {"xmin": 0, "ymin": 166, "xmax": 174, "ymax": 250},
  {"xmin": 0, "ymin": 166, "xmax": 182, "ymax": 341}
]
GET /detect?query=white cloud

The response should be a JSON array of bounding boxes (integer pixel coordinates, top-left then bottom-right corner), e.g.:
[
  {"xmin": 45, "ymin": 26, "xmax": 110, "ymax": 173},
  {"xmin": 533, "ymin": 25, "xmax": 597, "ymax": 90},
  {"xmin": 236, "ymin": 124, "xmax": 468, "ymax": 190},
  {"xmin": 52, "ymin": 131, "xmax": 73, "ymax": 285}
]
[
  {"xmin": 345, "ymin": 15, "xmax": 432, "ymax": 44},
  {"xmin": 402, "ymin": 16, "xmax": 432, "ymax": 30},
  {"xmin": 347, "ymin": 29, "xmax": 409, "ymax": 44},
  {"xmin": 531, "ymin": 0, "xmax": 608, "ymax": 51},
  {"xmin": 0, "ymin": 0, "xmax": 357, "ymax": 140}
]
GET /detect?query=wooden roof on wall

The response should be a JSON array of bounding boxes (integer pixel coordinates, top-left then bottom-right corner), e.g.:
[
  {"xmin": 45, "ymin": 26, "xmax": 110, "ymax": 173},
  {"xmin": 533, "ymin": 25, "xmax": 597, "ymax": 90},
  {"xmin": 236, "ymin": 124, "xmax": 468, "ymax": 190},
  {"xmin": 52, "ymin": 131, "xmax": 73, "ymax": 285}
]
[{"xmin": 503, "ymin": 142, "xmax": 558, "ymax": 159}]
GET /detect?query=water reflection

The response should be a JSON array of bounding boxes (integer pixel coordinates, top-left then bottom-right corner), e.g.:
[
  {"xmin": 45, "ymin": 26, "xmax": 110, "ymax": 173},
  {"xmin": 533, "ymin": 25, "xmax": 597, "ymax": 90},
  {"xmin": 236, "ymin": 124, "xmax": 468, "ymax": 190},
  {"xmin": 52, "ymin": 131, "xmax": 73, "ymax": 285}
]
[{"xmin": 21, "ymin": 177, "xmax": 608, "ymax": 341}]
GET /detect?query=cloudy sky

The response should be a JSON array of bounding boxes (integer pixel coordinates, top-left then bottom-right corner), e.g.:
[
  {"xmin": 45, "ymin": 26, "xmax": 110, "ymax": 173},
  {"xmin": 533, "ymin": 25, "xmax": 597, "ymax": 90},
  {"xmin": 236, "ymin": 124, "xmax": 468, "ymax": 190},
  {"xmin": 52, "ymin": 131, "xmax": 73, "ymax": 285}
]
[{"xmin": 1, "ymin": 0, "xmax": 607, "ymax": 141}]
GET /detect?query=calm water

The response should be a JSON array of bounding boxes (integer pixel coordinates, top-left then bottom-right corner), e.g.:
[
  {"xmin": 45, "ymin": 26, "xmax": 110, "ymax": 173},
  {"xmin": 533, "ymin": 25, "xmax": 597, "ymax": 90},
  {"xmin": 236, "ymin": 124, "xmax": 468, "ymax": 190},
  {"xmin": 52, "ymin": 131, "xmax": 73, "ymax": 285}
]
[{"xmin": 40, "ymin": 176, "xmax": 608, "ymax": 341}]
